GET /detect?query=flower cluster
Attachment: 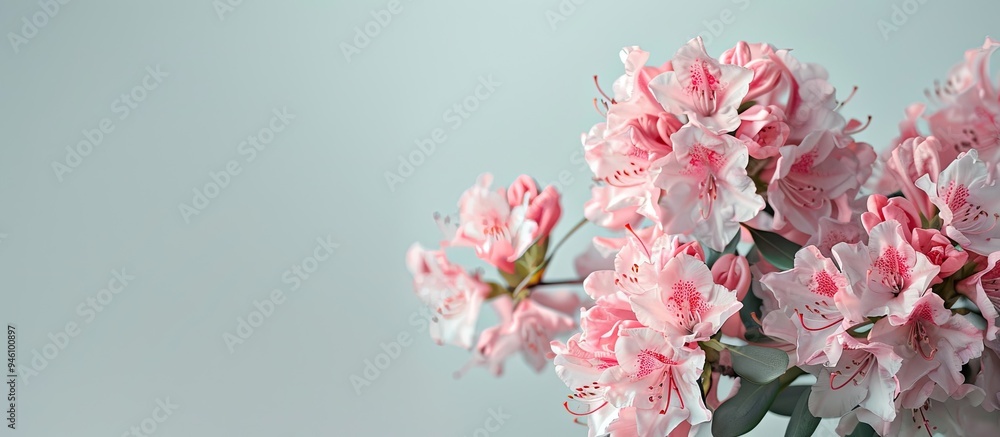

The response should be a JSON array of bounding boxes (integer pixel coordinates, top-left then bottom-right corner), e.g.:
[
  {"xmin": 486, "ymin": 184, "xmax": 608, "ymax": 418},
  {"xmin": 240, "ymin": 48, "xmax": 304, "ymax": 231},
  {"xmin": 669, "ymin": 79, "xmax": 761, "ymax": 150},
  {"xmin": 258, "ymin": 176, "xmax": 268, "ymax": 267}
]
[
  {"xmin": 582, "ymin": 37, "xmax": 874, "ymax": 251},
  {"xmin": 405, "ymin": 37, "xmax": 1000, "ymax": 436},
  {"xmin": 406, "ymin": 174, "xmax": 579, "ymax": 376}
]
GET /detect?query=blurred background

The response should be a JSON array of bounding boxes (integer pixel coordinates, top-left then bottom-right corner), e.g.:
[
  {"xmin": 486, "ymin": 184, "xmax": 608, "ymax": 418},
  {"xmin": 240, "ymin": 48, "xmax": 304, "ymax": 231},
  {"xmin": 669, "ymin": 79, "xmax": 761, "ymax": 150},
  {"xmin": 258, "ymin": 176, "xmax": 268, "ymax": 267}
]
[{"xmin": 1, "ymin": 0, "xmax": 999, "ymax": 435}]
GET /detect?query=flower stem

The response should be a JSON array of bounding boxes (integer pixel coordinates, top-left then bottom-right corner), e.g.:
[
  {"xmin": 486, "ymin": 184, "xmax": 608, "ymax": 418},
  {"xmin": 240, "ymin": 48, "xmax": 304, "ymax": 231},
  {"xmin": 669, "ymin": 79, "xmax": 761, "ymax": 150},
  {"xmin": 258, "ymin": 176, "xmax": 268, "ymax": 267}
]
[{"xmin": 535, "ymin": 278, "xmax": 586, "ymax": 286}]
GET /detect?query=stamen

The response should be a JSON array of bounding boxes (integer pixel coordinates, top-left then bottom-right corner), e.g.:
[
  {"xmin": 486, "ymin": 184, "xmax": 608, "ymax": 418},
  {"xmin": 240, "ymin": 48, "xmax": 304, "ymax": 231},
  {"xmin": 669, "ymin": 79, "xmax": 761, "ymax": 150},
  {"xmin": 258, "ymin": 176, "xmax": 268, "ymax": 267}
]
[
  {"xmin": 835, "ymin": 85, "xmax": 859, "ymax": 111},
  {"xmin": 796, "ymin": 311, "xmax": 843, "ymax": 332},
  {"xmin": 625, "ymin": 224, "xmax": 651, "ymax": 258},
  {"xmin": 563, "ymin": 401, "xmax": 607, "ymax": 417},
  {"xmin": 829, "ymin": 355, "xmax": 872, "ymax": 390},
  {"xmin": 593, "ymin": 98, "xmax": 607, "ymax": 117},
  {"xmin": 845, "ymin": 116, "xmax": 873, "ymax": 135},
  {"xmin": 593, "ymin": 75, "xmax": 614, "ymax": 103}
]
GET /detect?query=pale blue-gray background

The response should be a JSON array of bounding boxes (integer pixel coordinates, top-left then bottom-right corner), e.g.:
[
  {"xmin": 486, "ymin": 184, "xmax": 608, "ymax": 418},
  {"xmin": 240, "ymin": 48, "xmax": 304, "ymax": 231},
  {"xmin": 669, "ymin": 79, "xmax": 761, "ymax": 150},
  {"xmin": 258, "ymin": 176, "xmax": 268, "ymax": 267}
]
[{"xmin": 0, "ymin": 1, "xmax": 997, "ymax": 435}]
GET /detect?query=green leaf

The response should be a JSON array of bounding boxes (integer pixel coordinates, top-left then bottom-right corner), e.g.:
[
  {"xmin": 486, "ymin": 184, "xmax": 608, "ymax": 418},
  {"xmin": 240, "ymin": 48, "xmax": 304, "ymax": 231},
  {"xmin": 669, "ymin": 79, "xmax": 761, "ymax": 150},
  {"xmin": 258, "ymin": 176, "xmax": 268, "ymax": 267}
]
[
  {"xmin": 784, "ymin": 387, "xmax": 820, "ymax": 437},
  {"xmin": 728, "ymin": 344, "xmax": 789, "ymax": 384},
  {"xmin": 499, "ymin": 239, "xmax": 549, "ymax": 288},
  {"xmin": 769, "ymin": 385, "xmax": 810, "ymax": 416},
  {"xmin": 738, "ymin": 100, "xmax": 758, "ymax": 113},
  {"xmin": 711, "ymin": 378, "xmax": 782, "ymax": 437},
  {"xmin": 746, "ymin": 226, "xmax": 801, "ymax": 271},
  {"xmin": 845, "ymin": 422, "xmax": 876, "ymax": 437},
  {"xmin": 739, "ymin": 281, "xmax": 771, "ymax": 343},
  {"xmin": 485, "ymin": 282, "xmax": 509, "ymax": 300},
  {"xmin": 704, "ymin": 232, "xmax": 741, "ymax": 268}
]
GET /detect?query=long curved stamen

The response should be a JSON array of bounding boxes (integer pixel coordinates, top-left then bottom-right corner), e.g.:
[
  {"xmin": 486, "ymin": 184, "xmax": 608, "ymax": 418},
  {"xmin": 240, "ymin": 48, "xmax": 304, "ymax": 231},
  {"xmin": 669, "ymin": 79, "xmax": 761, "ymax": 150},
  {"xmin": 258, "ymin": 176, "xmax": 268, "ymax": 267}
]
[
  {"xmin": 829, "ymin": 355, "xmax": 873, "ymax": 390},
  {"xmin": 625, "ymin": 224, "xmax": 651, "ymax": 258},
  {"xmin": 593, "ymin": 75, "xmax": 614, "ymax": 103},
  {"xmin": 593, "ymin": 98, "xmax": 607, "ymax": 117},
  {"xmin": 796, "ymin": 311, "xmax": 843, "ymax": 332},
  {"xmin": 563, "ymin": 401, "xmax": 607, "ymax": 417},
  {"xmin": 834, "ymin": 85, "xmax": 859, "ymax": 111},
  {"xmin": 658, "ymin": 368, "xmax": 685, "ymax": 414},
  {"xmin": 910, "ymin": 323, "xmax": 938, "ymax": 360},
  {"xmin": 845, "ymin": 115, "xmax": 873, "ymax": 135}
]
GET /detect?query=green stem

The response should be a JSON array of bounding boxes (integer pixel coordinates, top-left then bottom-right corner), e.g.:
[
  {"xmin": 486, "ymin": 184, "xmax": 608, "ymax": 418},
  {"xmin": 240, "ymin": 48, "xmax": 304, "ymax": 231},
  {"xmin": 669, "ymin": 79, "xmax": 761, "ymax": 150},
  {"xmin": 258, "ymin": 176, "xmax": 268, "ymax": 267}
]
[{"xmin": 535, "ymin": 278, "xmax": 586, "ymax": 286}]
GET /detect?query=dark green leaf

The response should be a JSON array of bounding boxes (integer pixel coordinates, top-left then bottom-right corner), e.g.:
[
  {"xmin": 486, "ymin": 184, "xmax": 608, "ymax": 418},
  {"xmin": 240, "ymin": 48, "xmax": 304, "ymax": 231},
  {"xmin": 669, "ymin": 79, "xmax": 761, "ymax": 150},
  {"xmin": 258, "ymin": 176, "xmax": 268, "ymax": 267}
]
[
  {"xmin": 784, "ymin": 387, "xmax": 820, "ymax": 437},
  {"xmin": 728, "ymin": 344, "xmax": 789, "ymax": 384},
  {"xmin": 738, "ymin": 100, "xmax": 758, "ymax": 113},
  {"xmin": 712, "ymin": 379, "xmax": 782, "ymax": 437},
  {"xmin": 704, "ymin": 232, "xmax": 741, "ymax": 268},
  {"xmin": 845, "ymin": 422, "xmax": 876, "ymax": 437},
  {"xmin": 746, "ymin": 226, "xmax": 801, "ymax": 271},
  {"xmin": 739, "ymin": 282, "xmax": 771, "ymax": 343},
  {"xmin": 769, "ymin": 385, "xmax": 810, "ymax": 416}
]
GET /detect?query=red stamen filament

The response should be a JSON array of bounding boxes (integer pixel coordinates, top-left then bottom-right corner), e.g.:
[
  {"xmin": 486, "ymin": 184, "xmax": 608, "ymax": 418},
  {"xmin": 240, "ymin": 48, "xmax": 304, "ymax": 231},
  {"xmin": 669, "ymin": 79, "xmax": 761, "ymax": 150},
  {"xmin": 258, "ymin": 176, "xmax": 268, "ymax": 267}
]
[
  {"xmin": 829, "ymin": 355, "xmax": 873, "ymax": 390},
  {"xmin": 796, "ymin": 311, "xmax": 842, "ymax": 332},
  {"xmin": 624, "ymin": 224, "xmax": 652, "ymax": 258},
  {"xmin": 563, "ymin": 401, "xmax": 607, "ymax": 417}
]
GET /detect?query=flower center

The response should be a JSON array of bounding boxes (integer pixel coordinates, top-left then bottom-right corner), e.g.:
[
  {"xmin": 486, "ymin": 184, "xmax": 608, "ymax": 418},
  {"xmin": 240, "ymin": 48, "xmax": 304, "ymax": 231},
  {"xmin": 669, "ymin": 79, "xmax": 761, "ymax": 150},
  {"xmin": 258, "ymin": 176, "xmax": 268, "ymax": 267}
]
[{"xmin": 687, "ymin": 59, "xmax": 720, "ymax": 116}]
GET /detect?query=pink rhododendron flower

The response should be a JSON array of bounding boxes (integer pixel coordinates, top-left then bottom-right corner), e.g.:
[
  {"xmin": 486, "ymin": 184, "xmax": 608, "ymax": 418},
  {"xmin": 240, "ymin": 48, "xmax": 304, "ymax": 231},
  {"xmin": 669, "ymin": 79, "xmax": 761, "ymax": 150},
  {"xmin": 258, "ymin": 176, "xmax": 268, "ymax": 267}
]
[
  {"xmin": 870, "ymin": 293, "xmax": 983, "ymax": 408},
  {"xmin": 761, "ymin": 246, "xmax": 858, "ymax": 366},
  {"xmin": 735, "ymin": 104, "xmax": 790, "ymax": 159},
  {"xmin": 832, "ymin": 220, "xmax": 940, "ymax": 319},
  {"xmin": 654, "ymin": 124, "xmax": 764, "ymax": 250},
  {"xmin": 883, "ymin": 136, "xmax": 945, "ymax": 218},
  {"xmin": 860, "ymin": 194, "xmax": 921, "ymax": 236},
  {"xmin": 719, "ymin": 41, "xmax": 783, "ymax": 103},
  {"xmin": 452, "ymin": 173, "xmax": 561, "ymax": 273},
  {"xmin": 977, "ymin": 338, "xmax": 1000, "ymax": 412},
  {"xmin": 911, "ymin": 228, "xmax": 968, "ymax": 282},
  {"xmin": 508, "ymin": 174, "xmax": 562, "ymax": 239},
  {"xmin": 602, "ymin": 226, "xmax": 705, "ymax": 298},
  {"xmin": 925, "ymin": 38, "xmax": 1000, "ymax": 166},
  {"xmin": 601, "ymin": 328, "xmax": 711, "ymax": 436},
  {"xmin": 808, "ymin": 337, "xmax": 903, "ymax": 427},
  {"xmin": 957, "ymin": 251, "xmax": 1000, "ymax": 340},
  {"xmin": 807, "ymin": 216, "xmax": 867, "ymax": 259},
  {"xmin": 649, "ymin": 37, "xmax": 753, "ymax": 133},
  {"xmin": 405, "ymin": 243, "xmax": 489, "ymax": 349},
  {"xmin": 583, "ymin": 126, "xmax": 662, "ymax": 226},
  {"xmin": 917, "ymin": 150, "xmax": 1000, "ymax": 255},
  {"xmin": 769, "ymin": 130, "xmax": 873, "ymax": 235},
  {"xmin": 625, "ymin": 254, "xmax": 742, "ymax": 343},
  {"xmin": 462, "ymin": 295, "xmax": 576, "ymax": 376},
  {"xmin": 711, "ymin": 254, "xmax": 751, "ymax": 339}
]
